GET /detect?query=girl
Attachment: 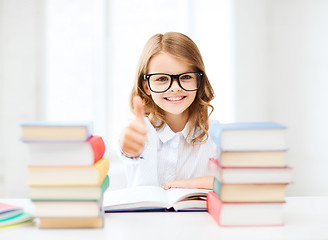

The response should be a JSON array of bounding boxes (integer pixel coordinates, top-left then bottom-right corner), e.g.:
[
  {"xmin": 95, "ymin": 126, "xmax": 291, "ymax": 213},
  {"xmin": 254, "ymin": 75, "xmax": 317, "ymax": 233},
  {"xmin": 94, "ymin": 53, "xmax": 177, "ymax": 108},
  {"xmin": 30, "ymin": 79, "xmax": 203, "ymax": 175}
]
[{"xmin": 119, "ymin": 32, "xmax": 220, "ymax": 190}]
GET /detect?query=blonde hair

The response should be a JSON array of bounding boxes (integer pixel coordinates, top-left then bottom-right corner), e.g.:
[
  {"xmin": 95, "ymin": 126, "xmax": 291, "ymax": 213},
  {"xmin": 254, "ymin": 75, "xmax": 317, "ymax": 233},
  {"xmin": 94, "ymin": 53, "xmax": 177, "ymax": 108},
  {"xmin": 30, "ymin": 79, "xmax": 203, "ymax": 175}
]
[{"xmin": 130, "ymin": 32, "xmax": 215, "ymax": 145}]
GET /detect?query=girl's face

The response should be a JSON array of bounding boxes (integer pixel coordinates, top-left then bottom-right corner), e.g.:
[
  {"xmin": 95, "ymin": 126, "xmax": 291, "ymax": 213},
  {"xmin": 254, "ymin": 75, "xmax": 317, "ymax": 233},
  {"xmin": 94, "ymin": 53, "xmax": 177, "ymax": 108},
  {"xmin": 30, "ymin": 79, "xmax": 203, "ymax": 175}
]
[{"xmin": 143, "ymin": 52, "xmax": 197, "ymax": 120}]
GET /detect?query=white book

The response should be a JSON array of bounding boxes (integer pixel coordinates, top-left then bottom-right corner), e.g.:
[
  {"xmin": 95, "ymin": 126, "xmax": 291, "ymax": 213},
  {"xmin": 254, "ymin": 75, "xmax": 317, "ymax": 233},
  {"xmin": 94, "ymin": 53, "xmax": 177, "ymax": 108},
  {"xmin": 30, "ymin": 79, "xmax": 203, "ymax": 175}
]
[
  {"xmin": 33, "ymin": 201, "xmax": 102, "ymax": 218},
  {"xmin": 103, "ymin": 186, "xmax": 210, "ymax": 212}
]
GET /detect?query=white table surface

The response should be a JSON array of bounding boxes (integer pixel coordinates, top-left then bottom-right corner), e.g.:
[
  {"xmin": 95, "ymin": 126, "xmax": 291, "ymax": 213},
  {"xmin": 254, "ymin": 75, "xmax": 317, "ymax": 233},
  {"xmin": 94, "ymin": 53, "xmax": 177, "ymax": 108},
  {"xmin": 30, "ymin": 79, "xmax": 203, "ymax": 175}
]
[{"xmin": 1, "ymin": 196, "xmax": 328, "ymax": 240}]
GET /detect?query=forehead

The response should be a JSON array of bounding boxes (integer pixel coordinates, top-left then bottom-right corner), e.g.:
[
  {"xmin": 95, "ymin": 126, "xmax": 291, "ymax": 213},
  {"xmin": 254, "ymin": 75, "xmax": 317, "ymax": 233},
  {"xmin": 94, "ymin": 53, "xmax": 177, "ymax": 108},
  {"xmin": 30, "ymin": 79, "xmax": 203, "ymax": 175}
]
[{"xmin": 148, "ymin": 52, "xmax": 194, "ymax": 74}]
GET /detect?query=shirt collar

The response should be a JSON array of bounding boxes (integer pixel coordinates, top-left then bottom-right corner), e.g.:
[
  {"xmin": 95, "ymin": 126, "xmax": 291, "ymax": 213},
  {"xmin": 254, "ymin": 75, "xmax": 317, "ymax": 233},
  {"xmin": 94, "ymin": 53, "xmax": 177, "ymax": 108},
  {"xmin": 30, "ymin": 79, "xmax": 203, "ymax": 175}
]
[{"xmin": 157, "ymin": 121, "xmax": 192, "ymax": 144}]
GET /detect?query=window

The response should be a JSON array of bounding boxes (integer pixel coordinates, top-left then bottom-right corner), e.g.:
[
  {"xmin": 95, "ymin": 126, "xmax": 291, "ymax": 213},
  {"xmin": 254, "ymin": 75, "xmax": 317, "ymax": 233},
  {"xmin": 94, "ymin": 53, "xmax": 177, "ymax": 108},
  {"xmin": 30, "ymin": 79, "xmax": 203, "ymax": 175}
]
[{"xmin": 44, "ymin": 0, "xmax": 235, "ymax": 157}]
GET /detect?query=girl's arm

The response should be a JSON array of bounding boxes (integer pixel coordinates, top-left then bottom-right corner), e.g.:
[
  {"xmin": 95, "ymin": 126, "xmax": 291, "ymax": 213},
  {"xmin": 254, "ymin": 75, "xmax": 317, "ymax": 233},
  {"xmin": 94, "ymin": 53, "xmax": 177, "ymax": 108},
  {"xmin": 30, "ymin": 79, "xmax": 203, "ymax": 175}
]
[
  {"xmin": 120, "ymin": 96, "xmax": 147, "ymax": 157},
  {"xmin": 162, "ymin": 176, "xmax": 214, "ymax": 190}
]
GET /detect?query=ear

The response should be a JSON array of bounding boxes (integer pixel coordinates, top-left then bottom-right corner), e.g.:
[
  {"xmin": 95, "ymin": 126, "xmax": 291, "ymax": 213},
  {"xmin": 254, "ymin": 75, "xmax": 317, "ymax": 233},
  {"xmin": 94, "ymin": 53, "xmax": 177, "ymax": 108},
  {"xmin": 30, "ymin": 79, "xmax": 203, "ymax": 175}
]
[{"xmin": 142, "ymin": 80, "xmax": 151, "ymax": 95}]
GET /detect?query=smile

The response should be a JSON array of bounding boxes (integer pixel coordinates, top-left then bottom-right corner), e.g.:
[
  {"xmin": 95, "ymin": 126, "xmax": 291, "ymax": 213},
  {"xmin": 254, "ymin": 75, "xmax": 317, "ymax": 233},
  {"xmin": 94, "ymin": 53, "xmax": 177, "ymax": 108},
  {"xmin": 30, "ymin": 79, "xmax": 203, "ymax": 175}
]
[{"xmin": 164, "ymin": 96, "xmax": 186, "ymax": 102}]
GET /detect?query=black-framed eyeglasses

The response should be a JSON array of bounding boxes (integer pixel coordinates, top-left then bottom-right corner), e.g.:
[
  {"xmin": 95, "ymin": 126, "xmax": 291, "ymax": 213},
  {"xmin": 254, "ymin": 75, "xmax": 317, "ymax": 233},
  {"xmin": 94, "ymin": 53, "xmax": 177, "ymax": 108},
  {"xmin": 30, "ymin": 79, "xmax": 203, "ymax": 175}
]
[{"xmin": 144, "ymin": 72, "xmax": 203, "ymax": 93}]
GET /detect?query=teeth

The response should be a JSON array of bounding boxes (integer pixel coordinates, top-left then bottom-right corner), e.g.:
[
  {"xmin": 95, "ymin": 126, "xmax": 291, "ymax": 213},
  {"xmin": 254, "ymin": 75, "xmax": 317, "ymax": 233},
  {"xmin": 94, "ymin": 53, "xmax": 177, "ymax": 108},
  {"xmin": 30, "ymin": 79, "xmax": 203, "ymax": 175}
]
[{"xmin": 166, "ymin": 96, "xmax": 184, "ymax": 101}]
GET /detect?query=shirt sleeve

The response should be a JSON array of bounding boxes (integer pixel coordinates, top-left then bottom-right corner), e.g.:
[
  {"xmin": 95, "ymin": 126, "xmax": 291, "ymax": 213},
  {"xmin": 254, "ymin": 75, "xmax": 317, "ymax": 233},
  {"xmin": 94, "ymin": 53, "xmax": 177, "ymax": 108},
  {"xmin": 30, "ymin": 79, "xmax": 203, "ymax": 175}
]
[{"xmin": 118, "ymin": 144, "xmax": 145, "ymax": 164}]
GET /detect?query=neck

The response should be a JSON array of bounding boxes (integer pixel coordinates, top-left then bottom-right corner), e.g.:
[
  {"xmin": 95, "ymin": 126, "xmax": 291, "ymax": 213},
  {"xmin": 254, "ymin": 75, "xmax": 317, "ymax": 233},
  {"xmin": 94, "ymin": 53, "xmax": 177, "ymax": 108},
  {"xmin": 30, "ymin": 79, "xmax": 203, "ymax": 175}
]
[{"xmin": 165, "ymin": 111, "xmax": 189, "ymax": 133}]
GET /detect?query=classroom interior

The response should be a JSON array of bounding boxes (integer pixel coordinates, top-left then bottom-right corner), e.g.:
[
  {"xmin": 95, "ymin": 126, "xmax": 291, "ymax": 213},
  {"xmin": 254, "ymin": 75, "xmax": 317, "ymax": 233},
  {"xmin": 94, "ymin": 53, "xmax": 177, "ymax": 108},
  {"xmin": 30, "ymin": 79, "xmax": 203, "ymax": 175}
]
[{"xmin": 0, "ymin": 0, "xmax": 327, "ymax": 199}]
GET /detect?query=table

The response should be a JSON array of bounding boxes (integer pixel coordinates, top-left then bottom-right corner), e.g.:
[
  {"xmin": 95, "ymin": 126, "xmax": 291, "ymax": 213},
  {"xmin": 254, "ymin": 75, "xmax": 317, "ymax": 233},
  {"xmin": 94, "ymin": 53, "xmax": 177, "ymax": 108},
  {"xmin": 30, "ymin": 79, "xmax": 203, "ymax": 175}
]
[{"xmin": 1, "ymin": 197, "xmax": 328, "ymax": 240}]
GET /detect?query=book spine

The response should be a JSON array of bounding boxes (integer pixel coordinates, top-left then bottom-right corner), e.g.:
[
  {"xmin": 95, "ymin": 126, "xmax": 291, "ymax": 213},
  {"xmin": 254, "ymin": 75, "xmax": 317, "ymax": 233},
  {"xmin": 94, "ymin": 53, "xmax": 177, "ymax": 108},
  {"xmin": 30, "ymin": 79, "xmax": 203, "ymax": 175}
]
[
  {"xmin": 207, "ymin": 191, "xmax": 223, "ymax": 226},
  {"xmin": 212, "ymin": 178, "xmax": 222, "ymax": 200},
  {"xmin": 209, "ymin": 124, "xmax": 224, "ymax": 149},
  {"xmin": 100, "ymin": 175, "xmax": 110, "ymax": 194},
  {"xmin": 88, "ymin": 136, "xmax": 106, "ymax": 163},
  {"xmin": 85, "ymin": 123, "xmax": 94, "ymax": 139},
  {"xmin": 208, "ymin": 158, "xmax": 219, "ymax": 175},
  {"xmin": 94, "ymin": 158, "xmax": 110, "ymax": 185}
]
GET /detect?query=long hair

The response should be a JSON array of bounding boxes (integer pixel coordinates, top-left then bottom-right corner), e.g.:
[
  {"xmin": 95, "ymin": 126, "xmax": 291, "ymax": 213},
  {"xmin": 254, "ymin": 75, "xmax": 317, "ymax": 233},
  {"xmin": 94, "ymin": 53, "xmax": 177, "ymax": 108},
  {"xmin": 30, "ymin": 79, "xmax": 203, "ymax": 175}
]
[{"xmin": 130, "ymin": 32, "xmax": 215, "ymax": 145}]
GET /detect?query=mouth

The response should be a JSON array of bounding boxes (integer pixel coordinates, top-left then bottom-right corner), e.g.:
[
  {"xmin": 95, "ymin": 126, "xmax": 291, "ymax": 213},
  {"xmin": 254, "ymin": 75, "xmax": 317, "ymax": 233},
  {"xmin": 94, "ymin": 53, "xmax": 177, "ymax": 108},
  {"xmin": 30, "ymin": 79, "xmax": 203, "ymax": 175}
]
[{"xmin": 164, "ymin": 96, "xmax": 186, "ymax": 102}]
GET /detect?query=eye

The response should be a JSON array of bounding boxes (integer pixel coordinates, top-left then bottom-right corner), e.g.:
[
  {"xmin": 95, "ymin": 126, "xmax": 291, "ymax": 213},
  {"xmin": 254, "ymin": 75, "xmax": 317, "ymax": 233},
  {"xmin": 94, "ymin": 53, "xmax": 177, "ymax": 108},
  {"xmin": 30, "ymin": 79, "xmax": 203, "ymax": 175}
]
[
  {"xmin": 155, "ymin": 76, "xmax": 170, "ymax": 82},
  {"xmin": 180, "ymin": 74, "xmax": 193, "ymax": 80}
]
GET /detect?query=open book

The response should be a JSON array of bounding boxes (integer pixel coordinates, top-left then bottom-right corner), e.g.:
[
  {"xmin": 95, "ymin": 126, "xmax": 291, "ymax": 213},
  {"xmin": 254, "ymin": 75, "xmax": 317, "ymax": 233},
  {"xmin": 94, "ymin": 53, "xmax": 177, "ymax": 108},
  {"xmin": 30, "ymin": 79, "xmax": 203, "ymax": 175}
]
[{"xmin": 103, "ymin": 186, "xmax": 210, "ymax": 212}]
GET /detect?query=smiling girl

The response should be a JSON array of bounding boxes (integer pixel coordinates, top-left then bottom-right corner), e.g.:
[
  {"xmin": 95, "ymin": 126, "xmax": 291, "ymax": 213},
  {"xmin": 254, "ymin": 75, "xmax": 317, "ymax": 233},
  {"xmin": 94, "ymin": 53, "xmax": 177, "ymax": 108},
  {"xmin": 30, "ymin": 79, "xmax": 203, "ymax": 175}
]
[{"xmin": 119, "ymin": 32, "xmax": 220, "ymax": 190}]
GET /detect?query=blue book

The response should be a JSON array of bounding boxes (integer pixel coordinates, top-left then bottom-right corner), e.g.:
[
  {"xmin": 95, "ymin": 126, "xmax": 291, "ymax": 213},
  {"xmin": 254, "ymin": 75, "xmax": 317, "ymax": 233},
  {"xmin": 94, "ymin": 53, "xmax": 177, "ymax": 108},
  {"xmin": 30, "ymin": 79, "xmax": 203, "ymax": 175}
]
[
  {"xmin": 209, "ymin": 122, "xmax": 287, "ymax": 151},
  {"xmin": 20, "ymin": 121, "xmax": 93, "ymax": 142}
]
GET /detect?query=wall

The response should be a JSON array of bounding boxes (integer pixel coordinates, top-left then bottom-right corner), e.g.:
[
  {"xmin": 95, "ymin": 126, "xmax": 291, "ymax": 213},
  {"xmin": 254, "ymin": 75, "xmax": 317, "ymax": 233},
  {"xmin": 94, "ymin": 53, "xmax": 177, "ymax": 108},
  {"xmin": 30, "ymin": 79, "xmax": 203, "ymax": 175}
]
[
  {"xmin": 0, "ymin": 0, "xmax": 4, "ymax": 191},
  {"xmin": 1, "ymin": 0, "xmax": 44, "ymax": 197},
  {"xmin": 269, "ymin": 0, "xmax": 328, "ymax": 196},
  {"xmin": 234, "ymin": 0, "xmax": 270, "ymax": 121},
  {"xmin": 234, "ymin": 0, "xmax": 328, "ymax": 196}
]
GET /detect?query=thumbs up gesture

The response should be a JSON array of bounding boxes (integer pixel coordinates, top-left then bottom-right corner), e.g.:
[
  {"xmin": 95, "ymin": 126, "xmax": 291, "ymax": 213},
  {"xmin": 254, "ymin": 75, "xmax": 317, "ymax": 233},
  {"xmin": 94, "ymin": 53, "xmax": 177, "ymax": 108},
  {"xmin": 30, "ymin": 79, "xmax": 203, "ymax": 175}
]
[{"xmin": 120, "ymin": 96, "xmax": 147, "ymax": 158}]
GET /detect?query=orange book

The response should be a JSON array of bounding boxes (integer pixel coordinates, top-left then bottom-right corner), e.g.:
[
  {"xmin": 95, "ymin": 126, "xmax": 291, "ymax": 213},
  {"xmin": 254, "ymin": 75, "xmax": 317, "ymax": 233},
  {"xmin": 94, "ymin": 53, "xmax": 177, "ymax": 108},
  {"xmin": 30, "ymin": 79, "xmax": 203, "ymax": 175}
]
[{"xmin": 38, "ymin": 216, "xmax": 104, "ymax": 228}]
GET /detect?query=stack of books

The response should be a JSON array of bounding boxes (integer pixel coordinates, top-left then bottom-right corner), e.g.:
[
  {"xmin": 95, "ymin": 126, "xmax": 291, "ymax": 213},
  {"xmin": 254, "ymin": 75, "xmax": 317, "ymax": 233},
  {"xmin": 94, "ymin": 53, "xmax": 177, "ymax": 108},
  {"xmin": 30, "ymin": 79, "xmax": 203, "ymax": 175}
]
[
  {"xmin": 207, "ymin": 122, "xmax": 292, "ymax": 227},
  {"xmin": 21, "ymin": 122, "xmax": 110, "ymax": 228}
]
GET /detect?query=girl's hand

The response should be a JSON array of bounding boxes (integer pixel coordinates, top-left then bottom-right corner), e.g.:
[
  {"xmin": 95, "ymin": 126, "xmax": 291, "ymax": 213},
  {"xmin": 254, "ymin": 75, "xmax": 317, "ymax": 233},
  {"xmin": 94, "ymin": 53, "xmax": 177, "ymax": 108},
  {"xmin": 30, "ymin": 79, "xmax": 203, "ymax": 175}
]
[
  {"xmin": 120, "ymin": 96, "xmax": 147, "ymax": 158},
  {"xmin": 162, "ymin": 176, "xmax": 214, "ymax": 190}
]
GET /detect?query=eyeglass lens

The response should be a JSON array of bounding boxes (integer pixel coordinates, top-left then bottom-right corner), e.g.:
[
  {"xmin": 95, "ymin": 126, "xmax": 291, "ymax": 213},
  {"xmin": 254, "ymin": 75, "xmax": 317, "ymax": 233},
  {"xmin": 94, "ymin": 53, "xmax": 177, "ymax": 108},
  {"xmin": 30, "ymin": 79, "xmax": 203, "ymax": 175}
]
[{"xmin": 148, "ymin": 73, "xmax": 200, "ymax": 92}]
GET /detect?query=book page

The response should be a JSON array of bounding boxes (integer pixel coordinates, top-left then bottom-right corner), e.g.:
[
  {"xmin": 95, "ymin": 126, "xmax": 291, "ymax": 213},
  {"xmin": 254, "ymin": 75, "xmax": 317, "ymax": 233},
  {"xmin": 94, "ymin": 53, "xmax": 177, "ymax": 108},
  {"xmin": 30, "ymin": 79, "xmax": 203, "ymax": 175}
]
[
  {"xmin": 165, "ymin": 188, "xmax": 210, "ymax": 206},
  {"xmin": 103, "ymin": 186, "xmax": 170, "ymax": 210}
]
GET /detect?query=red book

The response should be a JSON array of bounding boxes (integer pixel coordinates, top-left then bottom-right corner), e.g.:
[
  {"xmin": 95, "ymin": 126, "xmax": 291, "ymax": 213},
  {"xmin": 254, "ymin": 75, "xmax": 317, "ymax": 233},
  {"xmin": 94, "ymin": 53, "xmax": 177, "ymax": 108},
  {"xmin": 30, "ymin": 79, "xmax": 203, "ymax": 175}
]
[
  {"xmin": 26, "ymin": 136, "xmax": 105, "ymax": 167},
  {"xmin": 207, "ymin": 191, "xmax": 284, "ymax": 227}
]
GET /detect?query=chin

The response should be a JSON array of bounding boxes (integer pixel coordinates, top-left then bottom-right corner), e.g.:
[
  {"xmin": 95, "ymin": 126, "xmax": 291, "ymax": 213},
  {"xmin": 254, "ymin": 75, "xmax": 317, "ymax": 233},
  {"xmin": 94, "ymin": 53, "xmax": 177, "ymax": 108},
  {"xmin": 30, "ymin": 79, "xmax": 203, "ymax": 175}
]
[{"xmin": 163, "ymin": 107, "xmax": 189, "ymax": 116}]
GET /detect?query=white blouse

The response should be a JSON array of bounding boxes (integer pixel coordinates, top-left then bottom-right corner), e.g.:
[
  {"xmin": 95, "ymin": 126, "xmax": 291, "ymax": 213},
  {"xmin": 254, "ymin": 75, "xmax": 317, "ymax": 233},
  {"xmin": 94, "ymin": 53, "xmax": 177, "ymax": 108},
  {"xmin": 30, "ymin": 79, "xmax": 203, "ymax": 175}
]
[{"xmin": 120, "ymin": 117, "xmax": 220, "ymax": 187}]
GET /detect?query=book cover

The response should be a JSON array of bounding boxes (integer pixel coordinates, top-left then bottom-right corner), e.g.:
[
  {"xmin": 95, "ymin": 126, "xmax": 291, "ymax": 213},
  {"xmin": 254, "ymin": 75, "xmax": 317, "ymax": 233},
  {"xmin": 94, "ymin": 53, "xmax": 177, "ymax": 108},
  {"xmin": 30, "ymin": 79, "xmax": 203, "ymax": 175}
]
[
  {"xmin": 103, "ymin": 186, "xmax": 209, "ymax": 212},
  {"xmin": 213, "ymin": 177, "xmax": 288, "ymax": 202},
  {"xmin": 207, "ymin": 191, "xmax": 284, "ymax": 227},
  {"xmin": 21, "ymin": 121, "xmax": 93, "ymax": 142},
  {"xmin": 27, "ymin": 157, "xmax": 110, "ymax": 186},
  {"xmin": 26, "ymin": 135, "xmax": 105, "ymax": 167},
  {"xmin": 210, "ymin": 122, "xmax": 287, "ymax": 151},
  {"xmin": 29, "ymin": 175, "xmax": 110, "ymax": 200},
  {"xmin": 209, "ymin": 158, "xmax": 292, "ymax": 184}
]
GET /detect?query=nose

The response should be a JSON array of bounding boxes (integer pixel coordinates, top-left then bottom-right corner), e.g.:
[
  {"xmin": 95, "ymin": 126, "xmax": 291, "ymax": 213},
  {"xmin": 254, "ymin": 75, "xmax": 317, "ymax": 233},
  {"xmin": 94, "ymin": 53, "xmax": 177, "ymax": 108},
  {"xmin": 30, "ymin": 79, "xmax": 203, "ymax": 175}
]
[{"xmin": 169, "ymin": 78, "xmax": 182, "ymax": 92}]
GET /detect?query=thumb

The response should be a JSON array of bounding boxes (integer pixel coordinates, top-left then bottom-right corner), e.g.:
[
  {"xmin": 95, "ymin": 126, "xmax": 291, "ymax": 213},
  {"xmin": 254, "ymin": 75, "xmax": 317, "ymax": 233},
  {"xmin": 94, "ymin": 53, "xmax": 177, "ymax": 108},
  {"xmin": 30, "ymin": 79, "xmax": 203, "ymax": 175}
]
[{"xmin": 133, "ymin": 96, "xmax": 145, "ymax": 121}]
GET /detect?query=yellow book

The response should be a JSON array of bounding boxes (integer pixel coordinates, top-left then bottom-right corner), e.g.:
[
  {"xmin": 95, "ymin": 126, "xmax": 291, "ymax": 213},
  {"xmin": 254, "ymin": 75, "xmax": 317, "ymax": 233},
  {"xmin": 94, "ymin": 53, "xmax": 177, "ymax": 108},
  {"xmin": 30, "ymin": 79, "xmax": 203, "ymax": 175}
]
[{"xmin": 27, "ymin": 158, "xmax": 109, "ymax": 186}]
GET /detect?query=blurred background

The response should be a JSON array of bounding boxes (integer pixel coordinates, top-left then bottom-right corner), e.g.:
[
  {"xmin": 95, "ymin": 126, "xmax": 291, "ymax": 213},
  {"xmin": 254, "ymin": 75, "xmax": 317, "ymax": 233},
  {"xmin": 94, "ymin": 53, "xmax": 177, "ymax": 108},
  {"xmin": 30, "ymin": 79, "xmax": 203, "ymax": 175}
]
[{"xmin": 1, "ymin": 0, "xmax": 327, "ymax": 197}]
